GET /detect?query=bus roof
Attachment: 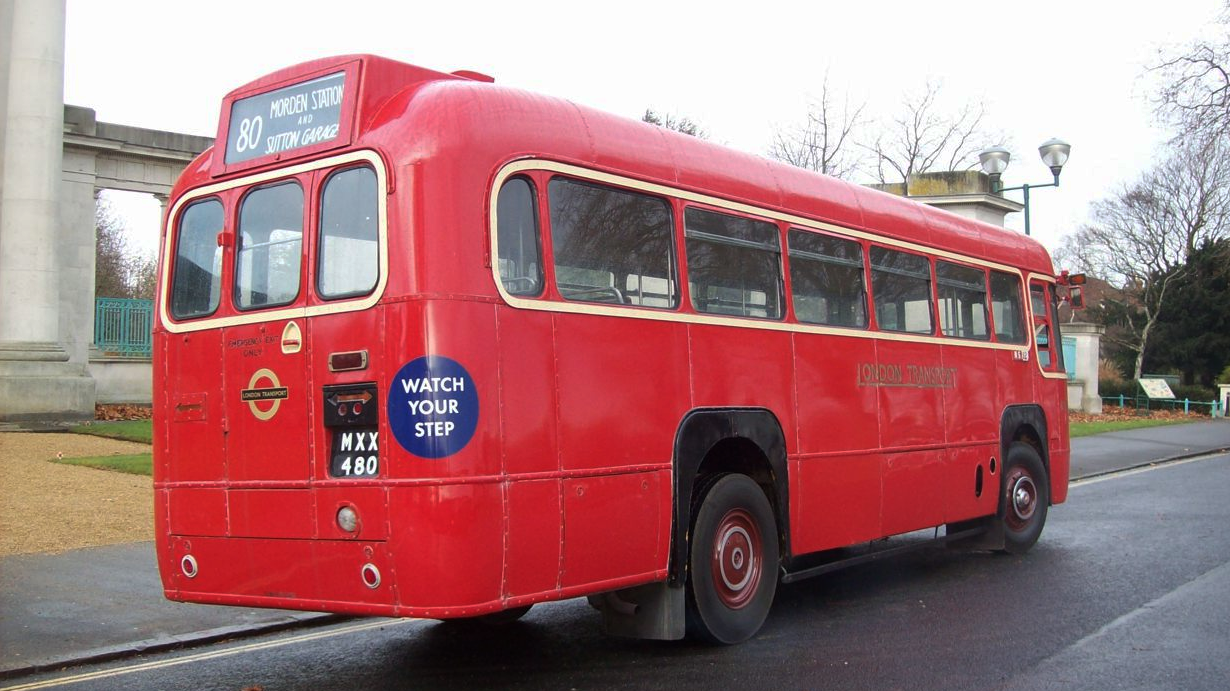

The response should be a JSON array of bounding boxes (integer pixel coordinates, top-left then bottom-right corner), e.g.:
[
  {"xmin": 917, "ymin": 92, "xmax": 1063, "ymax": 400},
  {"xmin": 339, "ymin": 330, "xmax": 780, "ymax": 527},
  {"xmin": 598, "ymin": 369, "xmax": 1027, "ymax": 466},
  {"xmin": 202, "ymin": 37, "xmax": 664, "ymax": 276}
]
[{"xmin": 182, "ymin": 54, "xmax": 1055, "ymax": 276}]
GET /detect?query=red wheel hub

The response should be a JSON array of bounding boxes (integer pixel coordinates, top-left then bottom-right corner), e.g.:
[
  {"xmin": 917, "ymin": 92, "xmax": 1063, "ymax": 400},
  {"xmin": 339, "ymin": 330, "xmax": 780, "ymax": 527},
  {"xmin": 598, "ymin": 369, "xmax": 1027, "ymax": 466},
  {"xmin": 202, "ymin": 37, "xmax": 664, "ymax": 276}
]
[{"xmin": 710, "ymin": 508, "xmax": 763, "ymax": 609}]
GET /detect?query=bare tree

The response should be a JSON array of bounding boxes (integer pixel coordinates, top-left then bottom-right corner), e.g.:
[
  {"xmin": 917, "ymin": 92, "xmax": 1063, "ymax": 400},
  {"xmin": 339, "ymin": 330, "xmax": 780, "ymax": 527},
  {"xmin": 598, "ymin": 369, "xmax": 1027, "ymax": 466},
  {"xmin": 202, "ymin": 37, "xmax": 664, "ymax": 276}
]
[
  {"xmin": 1058, "ymin": 135, "xmax": 1230, "ymax": 379},
  {"xmin": 642, "ymin": 109, "xmax": 708, "ymax": 139},
  {"xmin": 95, "ymin": 195, "xmax": 156, "ymax": 300},
  {"xmin": 861, "ymin": 81, "xmax": 1001, "ymax": 184},
  {"xmin": 767, "ymin": 74, "xmax": 866, "ymax": 179},
  {"xmin": 1154, "ymin": 2, "xmax": 1230, "ymax": 140}
]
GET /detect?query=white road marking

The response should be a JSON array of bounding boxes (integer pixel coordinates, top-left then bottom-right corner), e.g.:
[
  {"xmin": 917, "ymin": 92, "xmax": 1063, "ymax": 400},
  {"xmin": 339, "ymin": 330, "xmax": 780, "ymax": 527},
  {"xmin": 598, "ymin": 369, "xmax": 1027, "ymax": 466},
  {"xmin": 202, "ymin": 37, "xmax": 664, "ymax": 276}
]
[{"xmin": 0, "ymin": 618, "xmax": 418, "ymax": 691}]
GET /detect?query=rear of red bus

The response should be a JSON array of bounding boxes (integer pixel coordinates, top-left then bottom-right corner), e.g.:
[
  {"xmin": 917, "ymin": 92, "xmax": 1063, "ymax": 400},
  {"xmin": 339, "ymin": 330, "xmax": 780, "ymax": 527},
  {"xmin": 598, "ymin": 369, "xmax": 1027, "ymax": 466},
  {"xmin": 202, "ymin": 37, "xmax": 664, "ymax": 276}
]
[{"xmin": 153, "ymin": 56, "xmax": 518, "ymax": 618}]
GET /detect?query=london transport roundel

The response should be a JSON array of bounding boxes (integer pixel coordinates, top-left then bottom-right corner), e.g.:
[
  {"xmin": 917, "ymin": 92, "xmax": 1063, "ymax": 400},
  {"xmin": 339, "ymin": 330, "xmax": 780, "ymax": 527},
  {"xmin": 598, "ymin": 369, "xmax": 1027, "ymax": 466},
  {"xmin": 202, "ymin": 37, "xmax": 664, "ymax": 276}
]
[{"xmin": 387, "ymin": 356, "xmax": 479, "ymax": 459}]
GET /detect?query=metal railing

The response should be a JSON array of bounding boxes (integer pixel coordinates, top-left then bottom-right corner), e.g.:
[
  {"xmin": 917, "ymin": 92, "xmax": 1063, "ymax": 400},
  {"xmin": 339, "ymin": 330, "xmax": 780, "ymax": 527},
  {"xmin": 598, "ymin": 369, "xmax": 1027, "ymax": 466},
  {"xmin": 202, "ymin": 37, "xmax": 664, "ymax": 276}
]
[
  {"xmin": 93, "ymin": 298, "xmax": 153, "ymax": 358},
  {"xmin": 1101, "ymin": 395, "xmax": 1224, "ymax": 418}
]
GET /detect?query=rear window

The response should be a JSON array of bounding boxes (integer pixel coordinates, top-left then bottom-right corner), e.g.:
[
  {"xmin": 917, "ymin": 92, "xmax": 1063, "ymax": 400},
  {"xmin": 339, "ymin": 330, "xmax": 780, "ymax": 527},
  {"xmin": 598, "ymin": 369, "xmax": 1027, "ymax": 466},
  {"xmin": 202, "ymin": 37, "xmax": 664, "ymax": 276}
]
[
  {"xmin": 317, "ymin": 166, "xmax": 378, "ymax": 299},
  {"xmin": 235, "ymin": 181, "xmax": 303, "ymax": 310},
  {"xmin": 170, "ymin": 199, "xmax": 224, "ymax": 319}
]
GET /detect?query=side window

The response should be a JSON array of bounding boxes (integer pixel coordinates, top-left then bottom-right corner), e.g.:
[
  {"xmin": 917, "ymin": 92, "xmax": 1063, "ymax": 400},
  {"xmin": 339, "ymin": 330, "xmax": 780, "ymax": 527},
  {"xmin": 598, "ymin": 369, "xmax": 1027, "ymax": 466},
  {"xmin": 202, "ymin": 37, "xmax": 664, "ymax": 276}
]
[
  {"xmin": 788, "ymin": 229, "xmax": 866, "ymax": 328},
  {"xmin": 1030, "ymin": 281, "xmax": 1064, "ymax": 372},
  {"xmin": 235, "ymin": 181, "xmax": 303, "ymax": 310},
  {"xmin": 685, "ymin": 208, "xmax": 782, "ymax": 319},
  {"xmin": 936, "ymin": 261, "xmax": 989, "ymax": 340},
  {"xmin": 317, "ymin": 166, "xmax": 378, "ymax": 299},
  {"xmin": 990, "ymin": 270, "xmax": 1027, "ymax": 344},
  {"xmin": 870, "ymin": 247, "xmax": 933, "ymax": 335},
  {"xmin": 169, "ymin": 199, "xmax": 224, "ymax": 319},
  {"xmin": 496, "ymin": 176, "xmax": 543, "ymax": 297},
  {"xmin": 548, "ymin": 178, "xmax": 677, "ymax": 308}
]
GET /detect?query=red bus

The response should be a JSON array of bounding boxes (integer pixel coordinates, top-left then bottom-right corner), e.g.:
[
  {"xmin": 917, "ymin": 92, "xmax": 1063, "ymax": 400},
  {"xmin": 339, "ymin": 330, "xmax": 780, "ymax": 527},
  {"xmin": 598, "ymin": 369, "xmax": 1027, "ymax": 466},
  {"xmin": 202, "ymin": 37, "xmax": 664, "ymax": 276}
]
[{"xmin": 154, "ymin": 54, "xmax": 1071, "ymax": 644}]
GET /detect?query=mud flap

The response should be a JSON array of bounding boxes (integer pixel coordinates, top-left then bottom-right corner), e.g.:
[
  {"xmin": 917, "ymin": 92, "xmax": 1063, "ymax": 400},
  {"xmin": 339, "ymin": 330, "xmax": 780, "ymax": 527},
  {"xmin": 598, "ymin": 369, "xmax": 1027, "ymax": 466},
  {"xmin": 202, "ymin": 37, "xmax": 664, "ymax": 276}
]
[{"xmin": 588, "ymin": 582, "xmax": 685, "ymax": 640}]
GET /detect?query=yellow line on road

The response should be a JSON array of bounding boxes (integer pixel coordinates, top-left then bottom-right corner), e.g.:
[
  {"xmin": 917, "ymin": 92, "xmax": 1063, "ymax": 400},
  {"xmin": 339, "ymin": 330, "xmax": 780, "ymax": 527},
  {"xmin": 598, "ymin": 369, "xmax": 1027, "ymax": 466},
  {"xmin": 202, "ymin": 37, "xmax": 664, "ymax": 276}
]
[{"xmin": 0, "ymin": 618, "xmax": 417, "ymax": 691}]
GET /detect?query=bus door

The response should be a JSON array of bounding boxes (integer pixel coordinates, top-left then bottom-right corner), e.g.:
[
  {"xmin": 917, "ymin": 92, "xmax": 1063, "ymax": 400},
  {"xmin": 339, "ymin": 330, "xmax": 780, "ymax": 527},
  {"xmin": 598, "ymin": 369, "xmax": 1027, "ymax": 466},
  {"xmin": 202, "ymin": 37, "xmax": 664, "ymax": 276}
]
[{"xmin": 223, "ymin": 180, "xmax": 312, "ymax": 486}]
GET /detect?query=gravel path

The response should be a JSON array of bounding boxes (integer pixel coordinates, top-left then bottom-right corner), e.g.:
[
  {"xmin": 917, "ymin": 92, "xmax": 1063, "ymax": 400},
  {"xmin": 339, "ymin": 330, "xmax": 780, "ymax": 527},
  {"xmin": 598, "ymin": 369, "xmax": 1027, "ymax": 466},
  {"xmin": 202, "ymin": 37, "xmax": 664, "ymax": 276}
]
[{"xmin": 0, "ymin": 432, "xmax": 152, "ymax": 556}]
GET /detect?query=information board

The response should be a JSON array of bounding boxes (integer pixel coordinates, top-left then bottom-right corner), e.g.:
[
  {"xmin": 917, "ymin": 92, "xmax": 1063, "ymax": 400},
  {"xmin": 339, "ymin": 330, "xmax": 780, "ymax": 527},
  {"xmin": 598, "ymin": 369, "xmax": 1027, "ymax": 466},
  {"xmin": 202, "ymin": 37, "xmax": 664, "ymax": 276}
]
[
  {"xmin": 225, "ymin": 72, "xmax": 346, "ymax": 164},
  {"xmin": 1139, "ymin": 378, "xmax": 1176, "ymax": 399}
]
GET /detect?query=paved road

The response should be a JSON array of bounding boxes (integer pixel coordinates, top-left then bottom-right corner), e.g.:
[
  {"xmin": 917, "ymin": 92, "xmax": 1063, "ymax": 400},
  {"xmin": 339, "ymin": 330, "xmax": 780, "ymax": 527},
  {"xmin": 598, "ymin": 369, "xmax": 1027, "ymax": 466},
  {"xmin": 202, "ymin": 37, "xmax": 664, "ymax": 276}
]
[
  {"xmin": 9, "ymin": 450, "xmax": 1228, "ymax": 691},
  {"xmin": 1070, "ymin": 420, "xmax": 1230, "ymax": 477}
]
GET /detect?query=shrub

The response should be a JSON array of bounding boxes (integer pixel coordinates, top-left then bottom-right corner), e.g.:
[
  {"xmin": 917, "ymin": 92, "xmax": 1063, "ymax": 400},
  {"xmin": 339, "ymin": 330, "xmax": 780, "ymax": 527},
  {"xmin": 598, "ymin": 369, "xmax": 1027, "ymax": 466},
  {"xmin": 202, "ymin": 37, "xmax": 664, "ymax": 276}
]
[
  {"xmin": 1171, "ymin": 384, "xmax": 1217, "ymax": 402},
  {"xmin": 1098, "ymin": 359, "xmax": 1125, "ymax": 383},
  {"xmin": 1218, "ymin": 364, "xmax": 1230, "ymax": 385},
  {"xmin": 1099, "ymin": 379, "xmax": 1137, "ymax": 399}
]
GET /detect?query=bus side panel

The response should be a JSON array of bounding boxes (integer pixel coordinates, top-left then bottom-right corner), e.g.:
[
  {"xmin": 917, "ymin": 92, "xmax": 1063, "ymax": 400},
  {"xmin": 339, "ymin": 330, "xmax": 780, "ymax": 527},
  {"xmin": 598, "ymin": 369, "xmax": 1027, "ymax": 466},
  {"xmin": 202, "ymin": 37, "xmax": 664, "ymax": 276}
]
[
  {"xmin": 506, "ymin": 479, "xmax": 562, "ymax": 597},
  {"xmin": 163, "ymin": 330, "xmax": 226, "ymax": 483},
  {"xmin": 941, "ymin": 344, "xmax": 1000, "ymax": 523},
  {"xmin": 553, "ymin": 314, "xmax": 687, "ymax": 470},
  {"xmin": 996, "ymin": 352, "xmax": 1034, "ymax": 412},
  {"xmin": 1042, "ymin": 378, "xmax": 1071, "ymax": 503},
  {"xmin": 875, "ymin": 339, "xmax": 946, "ymax": 536},
  {"xmin": 688, "ymin": 324, "xmax": 795, "ymax": 426},
  {"xmin": 552, "ymin": 314, "xmax": 683, "ymax": 588},
  {"xmin": 389, "ymin": 483, "xmax": 504, "ymax": 609},
  {"xmin": 495, "ymin": 307, "xmax": 560, "ymax": 476},
  {"xmin": 561, "ymin": 471, "xmax": 668, "ymax": 588},
  {"xmin": 497, "ymin": 308, "xmax": 564, "ymax": 596},
  {"xmin": 792, "ymin": 333, "xmax": 882, "ymax": 554}
]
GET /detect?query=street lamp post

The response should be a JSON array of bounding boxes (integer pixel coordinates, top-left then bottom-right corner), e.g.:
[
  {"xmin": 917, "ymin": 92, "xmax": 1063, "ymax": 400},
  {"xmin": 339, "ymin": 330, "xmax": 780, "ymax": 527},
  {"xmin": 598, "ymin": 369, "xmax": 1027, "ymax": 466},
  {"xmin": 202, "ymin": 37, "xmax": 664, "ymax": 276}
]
[{"xmin": 978, "ymin": 138, "xmax": 1071, "ymax": 236}]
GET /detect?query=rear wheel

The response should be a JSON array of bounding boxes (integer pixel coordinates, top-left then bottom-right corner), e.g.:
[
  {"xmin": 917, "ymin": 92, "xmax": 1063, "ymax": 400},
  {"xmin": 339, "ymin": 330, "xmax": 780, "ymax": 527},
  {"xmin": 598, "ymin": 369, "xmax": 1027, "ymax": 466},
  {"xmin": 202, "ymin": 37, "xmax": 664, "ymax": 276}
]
[
  {"xmin": 999, "ymin": 443, "xmax": 1049, "ymax": 555},
  {"xmin": 686, "ymin": 474, "xmax": 779, "ymax": 644}
]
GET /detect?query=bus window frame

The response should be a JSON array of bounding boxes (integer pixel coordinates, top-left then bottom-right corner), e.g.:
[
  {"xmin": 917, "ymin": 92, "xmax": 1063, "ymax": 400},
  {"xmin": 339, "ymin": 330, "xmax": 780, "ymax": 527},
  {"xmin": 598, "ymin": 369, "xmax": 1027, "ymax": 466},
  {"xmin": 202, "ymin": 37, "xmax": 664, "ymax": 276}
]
[
  {"xmin": 683, "ymin": 204, "xmax": 784, "ymax": 322},
  {"xmin": 158, "ymin": 150, "xmax": 390, "ymax": 334},
  {"xmin": 168, "ymin": 196, "xmax": 226, "ymax": 321},
  {"xmin": 488, "ymin": 160, "xmax": 1037, "ymax": 356},
  {"xmin": 233, "ymin": 178, "xmax": 307, "ymax": 312},
  {"xmin": 315, "ymin": 164, "xmax": 381, "ymax": 302}
]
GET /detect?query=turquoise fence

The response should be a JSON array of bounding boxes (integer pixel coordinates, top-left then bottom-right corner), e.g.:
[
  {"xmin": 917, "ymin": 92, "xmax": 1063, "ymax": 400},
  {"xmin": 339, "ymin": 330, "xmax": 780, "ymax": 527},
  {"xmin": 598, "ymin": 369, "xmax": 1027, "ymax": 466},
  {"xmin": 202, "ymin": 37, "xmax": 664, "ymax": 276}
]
[
  {"xmin": 94, "ymin": 298, "xmax": 153, "ymax": 358},
  {"xmin": 1102, "ymin": 394, "xmax": 1224, "ymax": 418}
]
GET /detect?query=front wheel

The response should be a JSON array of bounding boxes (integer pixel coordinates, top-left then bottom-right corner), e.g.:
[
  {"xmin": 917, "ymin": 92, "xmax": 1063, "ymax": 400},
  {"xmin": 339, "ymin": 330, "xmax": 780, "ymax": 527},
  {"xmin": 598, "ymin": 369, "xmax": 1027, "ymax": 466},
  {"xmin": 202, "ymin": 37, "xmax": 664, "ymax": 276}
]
[
  {"xmin": 686, "ymin": 474, "xmax": 779, "ymax": 644},
  {"xmin": 999, "ymin": 443, "xmax": 1050, "ymax": 555}
]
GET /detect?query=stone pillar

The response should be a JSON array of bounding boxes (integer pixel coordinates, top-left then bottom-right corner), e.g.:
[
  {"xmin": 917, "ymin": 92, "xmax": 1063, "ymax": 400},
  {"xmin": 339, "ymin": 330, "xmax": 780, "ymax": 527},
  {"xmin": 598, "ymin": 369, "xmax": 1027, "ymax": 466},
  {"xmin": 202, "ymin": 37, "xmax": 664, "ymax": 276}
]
[
  {"xmin": 1064, "ymin": 322, "xmax": 1104, "ymax": 414},
  {"xmin": 1218, "ymin": 384, "xmax": 1229, "ymax": 418},
  {"xmin": 0, "ymin": 0, "xmax": 93, "ymax": 422}
]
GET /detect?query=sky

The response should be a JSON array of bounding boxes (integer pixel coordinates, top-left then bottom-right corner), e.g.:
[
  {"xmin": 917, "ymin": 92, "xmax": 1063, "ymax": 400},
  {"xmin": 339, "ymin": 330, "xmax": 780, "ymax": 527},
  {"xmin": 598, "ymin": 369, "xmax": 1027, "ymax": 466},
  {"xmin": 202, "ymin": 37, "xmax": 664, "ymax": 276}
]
[{"xmin": 63, "ymin": 0, "xmax": 1226, "ymax": 263}]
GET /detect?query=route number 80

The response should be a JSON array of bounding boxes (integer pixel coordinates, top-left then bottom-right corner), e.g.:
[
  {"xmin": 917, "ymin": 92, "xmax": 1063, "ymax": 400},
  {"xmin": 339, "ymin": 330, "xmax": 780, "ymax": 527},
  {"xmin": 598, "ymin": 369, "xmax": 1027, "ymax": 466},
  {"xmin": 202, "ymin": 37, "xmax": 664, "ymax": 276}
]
[{"xmin": 234, "ymin": 116, "xmax": 264, "ymax": 154}]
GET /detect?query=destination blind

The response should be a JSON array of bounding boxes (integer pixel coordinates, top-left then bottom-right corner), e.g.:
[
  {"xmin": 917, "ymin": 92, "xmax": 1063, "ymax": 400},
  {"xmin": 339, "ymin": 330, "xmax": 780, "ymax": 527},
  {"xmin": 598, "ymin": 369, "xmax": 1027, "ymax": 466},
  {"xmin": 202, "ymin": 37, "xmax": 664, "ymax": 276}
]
[{"xmin": 225, "ymin": 71, "xmax": 346, "ymax": 164}]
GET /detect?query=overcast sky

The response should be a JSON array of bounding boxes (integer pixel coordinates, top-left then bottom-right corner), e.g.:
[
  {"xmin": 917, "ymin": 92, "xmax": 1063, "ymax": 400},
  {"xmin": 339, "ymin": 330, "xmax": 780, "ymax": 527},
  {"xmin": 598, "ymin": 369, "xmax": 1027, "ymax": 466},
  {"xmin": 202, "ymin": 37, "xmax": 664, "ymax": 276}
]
[{"xmin": 64, "ymin": 0, "xmax": 1225, "ymax": 262}]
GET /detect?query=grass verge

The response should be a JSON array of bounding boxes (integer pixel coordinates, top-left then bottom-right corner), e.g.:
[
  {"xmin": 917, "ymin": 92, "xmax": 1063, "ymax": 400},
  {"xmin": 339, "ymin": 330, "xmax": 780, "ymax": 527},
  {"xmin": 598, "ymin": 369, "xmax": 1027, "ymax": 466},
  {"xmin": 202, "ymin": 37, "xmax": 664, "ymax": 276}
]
[
  {"xmin": 1069, "ymin": 417, "xmax": 1201, "ymax": 438},
  {"xmin": 52, "ymin": 453, "xmax": 152, "ymax": 476},
  {"xmin": 70, "ymin": 419, "xmax": 153, "ymax": 444}
]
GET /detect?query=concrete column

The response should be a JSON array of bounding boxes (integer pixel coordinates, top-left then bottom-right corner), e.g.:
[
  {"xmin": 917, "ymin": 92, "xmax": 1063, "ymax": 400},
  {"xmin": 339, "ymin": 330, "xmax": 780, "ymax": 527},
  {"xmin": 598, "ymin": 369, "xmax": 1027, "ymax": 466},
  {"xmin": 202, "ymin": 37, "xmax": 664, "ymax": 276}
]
[
  {"xmin": 0, "ymin": 0, "xmax": 65, "ymax": 347},
  {"xmin": 1064, "ymin": 322, "xmax": 1105, "ymax": 414},
  {"xmin": 0, "ymin": 0, "xmax": 93, "ymax": 423}
]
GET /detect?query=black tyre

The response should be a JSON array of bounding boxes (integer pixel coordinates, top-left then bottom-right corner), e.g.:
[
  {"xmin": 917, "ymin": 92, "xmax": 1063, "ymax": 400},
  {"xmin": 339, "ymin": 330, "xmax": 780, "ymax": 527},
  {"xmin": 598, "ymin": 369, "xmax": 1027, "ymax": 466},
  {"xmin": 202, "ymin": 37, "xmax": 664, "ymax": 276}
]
[
  {"xmin": 686, "ymin": 474, "xmax": 779, "ymax": 644},
  {"xmin": 999, "ymin": 442, "xmax": 1049, "ymax": 555}
]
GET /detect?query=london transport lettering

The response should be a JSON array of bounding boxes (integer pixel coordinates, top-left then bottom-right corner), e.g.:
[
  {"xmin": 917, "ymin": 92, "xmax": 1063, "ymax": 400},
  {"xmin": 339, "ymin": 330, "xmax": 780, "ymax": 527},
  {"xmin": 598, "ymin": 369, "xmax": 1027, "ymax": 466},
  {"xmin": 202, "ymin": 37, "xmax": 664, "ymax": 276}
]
[
  {"xmin": 387, "ymin": 356, "xmax": 480, "ymax": 459},
  {"xmin": 225, "ymin": 72, "xmax": 346, "ymax": 164},
  {"xmin": 857, "ymin": 362, "xmax": 958, "ymax": 389}
]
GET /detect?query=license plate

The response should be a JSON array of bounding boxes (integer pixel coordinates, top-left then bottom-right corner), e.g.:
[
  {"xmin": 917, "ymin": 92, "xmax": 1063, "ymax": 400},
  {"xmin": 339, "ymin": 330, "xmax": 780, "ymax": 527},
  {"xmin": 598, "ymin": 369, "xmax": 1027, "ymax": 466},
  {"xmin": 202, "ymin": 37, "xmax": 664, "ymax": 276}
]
[{"xmin": 330, "ymin": 428, "xmax": 379, "ymax": 478}]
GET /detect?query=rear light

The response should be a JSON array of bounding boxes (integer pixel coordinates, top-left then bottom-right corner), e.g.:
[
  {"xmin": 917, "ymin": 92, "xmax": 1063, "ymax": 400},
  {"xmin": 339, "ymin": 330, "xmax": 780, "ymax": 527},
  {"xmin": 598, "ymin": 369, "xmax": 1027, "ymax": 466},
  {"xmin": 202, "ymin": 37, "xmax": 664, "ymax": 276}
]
[
  {"xmin": 329, "ymin": 350, "xmax": 368, "ymax": 372},
  {"xmin": 337, "ymin": 506, "xmax": 359, "ymax": 533}
]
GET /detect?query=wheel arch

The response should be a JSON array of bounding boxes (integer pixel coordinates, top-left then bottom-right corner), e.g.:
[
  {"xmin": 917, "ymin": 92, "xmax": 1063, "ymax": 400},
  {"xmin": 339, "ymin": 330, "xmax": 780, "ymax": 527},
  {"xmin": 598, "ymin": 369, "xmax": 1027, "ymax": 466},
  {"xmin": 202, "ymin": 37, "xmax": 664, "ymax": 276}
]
[
  {"xmin": 669, "ymin": 407, "xmax": 790, "ymax": 587},
  {"xmin": 999, "ymin": 404, "xmax": 1051, "ymax": 506}
]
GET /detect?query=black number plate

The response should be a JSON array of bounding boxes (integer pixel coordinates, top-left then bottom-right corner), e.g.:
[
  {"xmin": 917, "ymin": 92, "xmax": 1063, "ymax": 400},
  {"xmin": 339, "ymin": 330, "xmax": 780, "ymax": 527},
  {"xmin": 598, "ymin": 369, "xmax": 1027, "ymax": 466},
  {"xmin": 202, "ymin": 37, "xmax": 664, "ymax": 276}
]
[{"xmin": 330, "ymin": 428, "xmax": 379, "ymax": 478}]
